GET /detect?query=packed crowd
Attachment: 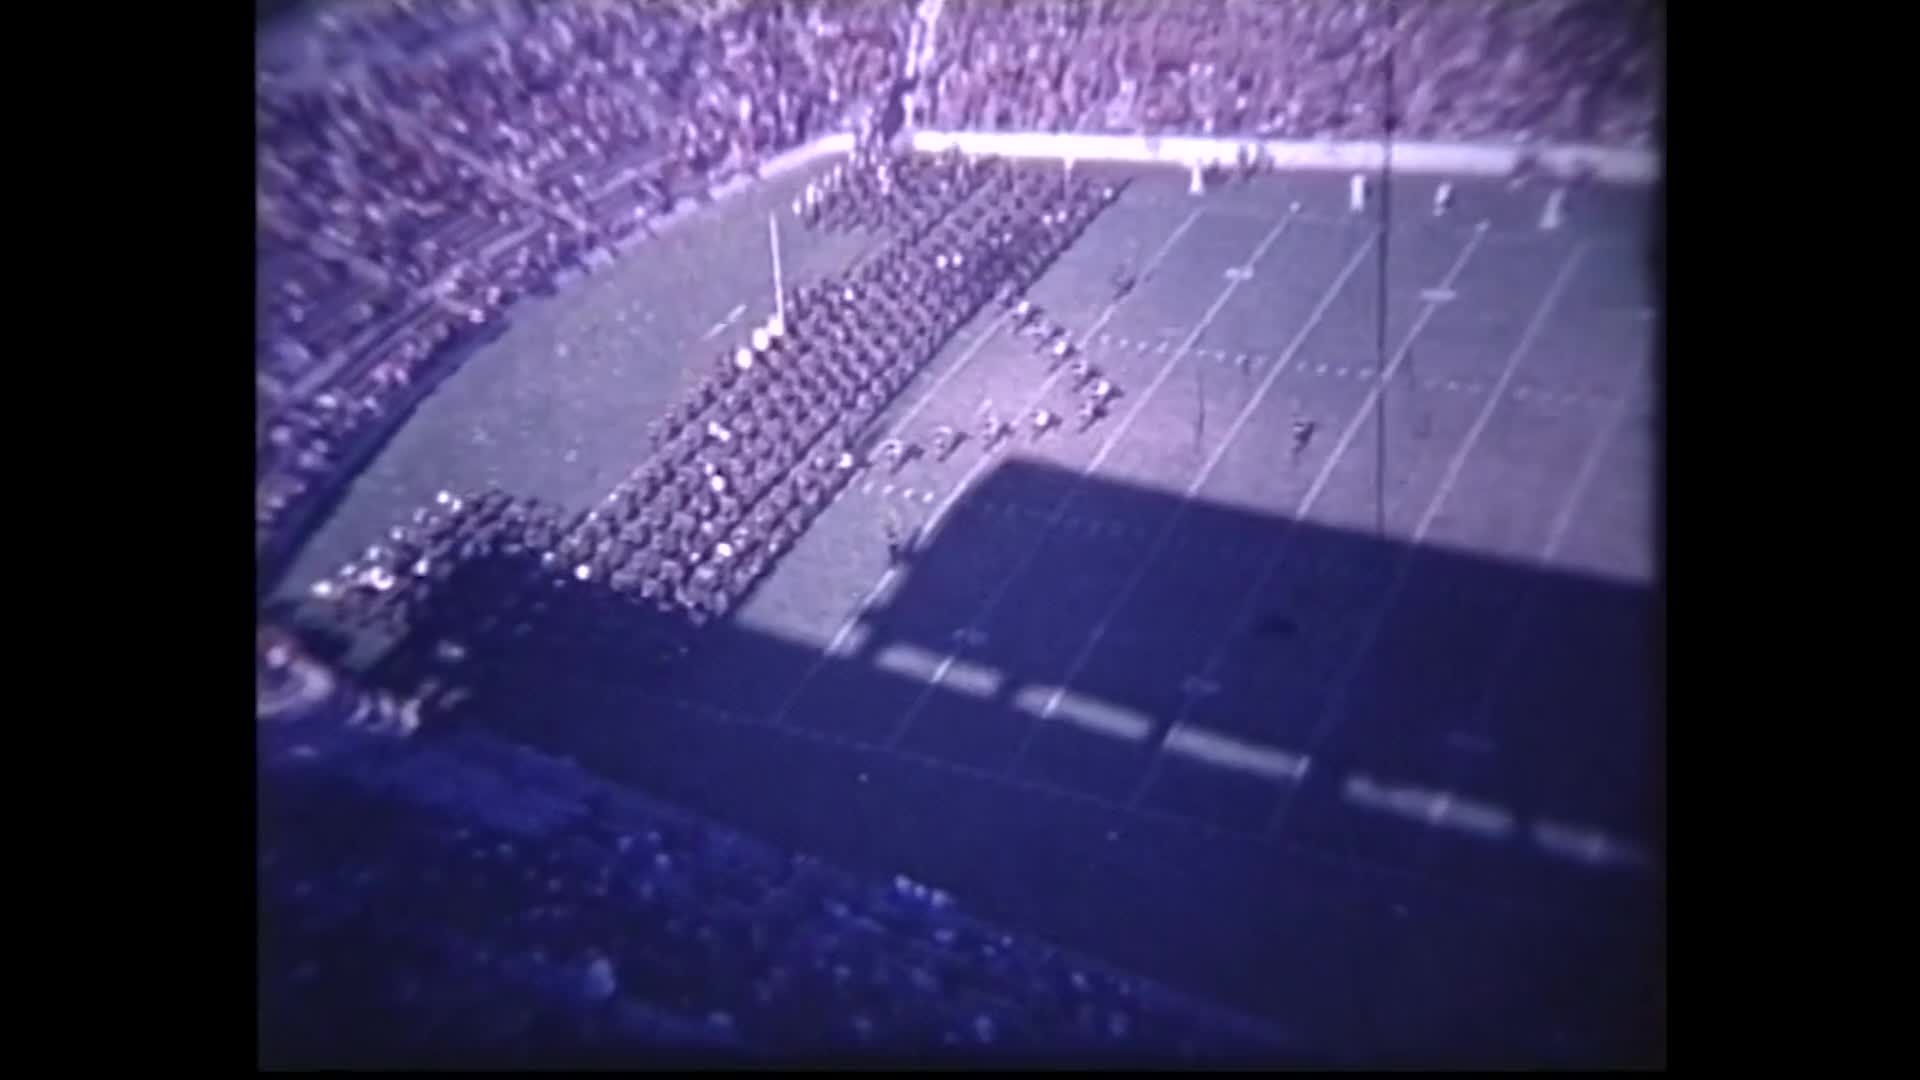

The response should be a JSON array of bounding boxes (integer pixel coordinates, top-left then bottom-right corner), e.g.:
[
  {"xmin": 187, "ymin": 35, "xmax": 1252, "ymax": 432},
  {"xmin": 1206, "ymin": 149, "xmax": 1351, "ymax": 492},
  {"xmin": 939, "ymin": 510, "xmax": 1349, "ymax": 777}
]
[
  {"xmin": 257, "ymin": 0, "xmax": 912, "ymax": 555},
  {"xmin": 296, "ymin": 151, "xmax": 1122, "ymax": 684},
  {"xmin": 259, "ymin": 724, "xmax": 1293, "ymax": 1064},
  {"xmin": 922, "ymin": 0, "xmax": 1661, "ymax": 147},
  {"xmin": 258, "ymin": 0, "xmax": 1659, "ymax": 563}
]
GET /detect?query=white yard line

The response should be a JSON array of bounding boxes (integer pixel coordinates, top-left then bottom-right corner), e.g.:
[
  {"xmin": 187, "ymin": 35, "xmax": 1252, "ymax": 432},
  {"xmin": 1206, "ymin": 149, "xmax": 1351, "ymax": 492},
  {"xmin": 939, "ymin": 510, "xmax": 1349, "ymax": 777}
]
[
  {"xmin": 1121, "ymin": 225, "xmax": 1492, "ymax": 808},
  {"xmin": 702, "ymin": 301, "xmax": 753, "ymax": 340},
  {"xmin": 1264, "ymin": 242, "xmax": 1589, "ymax": 836},
  {"xmin": 878, "ymin": 307, "xmax": 1019, "ymax": 441},
  {"xmin": 1005, "ymin": 229, "xmax": 1379, "ymax": 773},
  {"xmin": 881, "ymin": 212, "xmax": 1299, "ymax": 749},
  {"xmin": 766, "ymin": 207, "xmax": 1209, "ymax": 730},
  {"xmin": 1411, "ymin": 350, "xmax": 1653, "ymax": 870},
  {"xmin": 1457, "ymin": 348, "xmax": 1653, "ymax": 748}
]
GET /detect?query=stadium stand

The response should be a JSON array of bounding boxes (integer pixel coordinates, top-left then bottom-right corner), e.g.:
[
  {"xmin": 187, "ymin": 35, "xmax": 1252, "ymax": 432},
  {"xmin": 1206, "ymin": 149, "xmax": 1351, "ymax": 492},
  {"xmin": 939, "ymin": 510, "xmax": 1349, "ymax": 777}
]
[
  {"xmin": 921, "ymin": 0, "xmax": 1661, "ymax": 146},
  {"xmin": 259, "ymin": 687, "xmax": 1297, "ymax": 1065}
]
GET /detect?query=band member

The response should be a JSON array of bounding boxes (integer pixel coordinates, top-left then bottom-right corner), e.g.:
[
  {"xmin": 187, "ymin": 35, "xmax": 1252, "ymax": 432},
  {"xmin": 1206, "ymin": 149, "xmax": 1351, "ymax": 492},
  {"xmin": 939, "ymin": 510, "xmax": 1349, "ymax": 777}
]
[
  {"xmin": 873, "ymin": 437, "xmax": 910, "ymax": 475},
  {"xmin": 1076, "ymin": 396, "xmax": 1105, "ymax": 432},
  {"xmin": 929, "ymin": 424, "xmax": 958, "ymax": 462},
  {"xmin": 1236, "ymin": 145, "xmax": 1261, "ymax": 185},
  {"xmin": 1031, "ymin": 407, "xmax": 1059, "ymax": 441},
  {"xmin": 1291, "ymin": 417, "xmax": 1317, "ymax": 461},
  {"xmin": 883, "ymin": 513, "xmax": 908, "ymax": 565},
  {"xmin": 979, "ymin": 403, "xmax": 1010, "ymax": 453}
]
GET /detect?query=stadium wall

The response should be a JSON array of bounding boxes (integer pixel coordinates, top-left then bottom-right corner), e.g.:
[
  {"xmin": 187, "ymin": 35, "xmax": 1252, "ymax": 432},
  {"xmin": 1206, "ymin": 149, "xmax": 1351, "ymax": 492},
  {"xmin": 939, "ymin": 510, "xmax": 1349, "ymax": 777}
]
[
  {"xmin": 904, "ymin": 129, "xmax": 1659, "ymax": 185},
  {"xmin": 725, "ymin": 132, "xmax": 859, "ymax": 194},
  {"xmin": 608, "ymin": 131, "xmax": 858, "ymax": 259}
]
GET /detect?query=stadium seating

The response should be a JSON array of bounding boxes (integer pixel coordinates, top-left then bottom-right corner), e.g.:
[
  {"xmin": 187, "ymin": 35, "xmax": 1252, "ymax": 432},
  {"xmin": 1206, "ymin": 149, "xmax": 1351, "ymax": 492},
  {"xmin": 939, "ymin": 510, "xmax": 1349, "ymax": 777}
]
[
  {"xmin": 258, "ymin": 711, "xmax": 1294, "ymax": 1064},
  {"xmin": 924, "ymin": 0, "xmax": 1661, "ymax": 147}
]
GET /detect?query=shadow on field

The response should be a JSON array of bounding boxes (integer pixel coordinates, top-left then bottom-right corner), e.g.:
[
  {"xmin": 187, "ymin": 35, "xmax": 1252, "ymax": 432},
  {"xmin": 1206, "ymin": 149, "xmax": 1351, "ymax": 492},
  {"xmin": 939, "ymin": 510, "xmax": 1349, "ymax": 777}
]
[{"xmin": 376, "ymin": 457, "xmax": 1661, "ymax": 1067}]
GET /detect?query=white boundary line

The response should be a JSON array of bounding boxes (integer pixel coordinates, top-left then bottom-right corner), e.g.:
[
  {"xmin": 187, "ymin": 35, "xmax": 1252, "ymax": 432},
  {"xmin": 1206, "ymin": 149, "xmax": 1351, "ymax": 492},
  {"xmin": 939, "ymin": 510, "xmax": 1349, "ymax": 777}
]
[
  {"xmin": 880, "ymin": 212, "xmax": 1300, "ymax": 749},
  {"xmin": 765, "ymin": 206, "xmax": 1209, "ymax": 729},
  {"xmin": 1005, "ymin": 229, "xmax": 1380, "ymax": 773},
  {"xmin": 1265, "ymin": 242, "xmax": 1589, "ymax": 837},
  {"xmin": 1121, "ymin": 224, "xmax": 1493, "ymax": 807},
  {"xmin": 878, "ymin": 308, "xmax": 1017, "ymax": 442},
  {"xmin": 554, "ymin": 680, "xmax": 1588, "ymax": 925}
]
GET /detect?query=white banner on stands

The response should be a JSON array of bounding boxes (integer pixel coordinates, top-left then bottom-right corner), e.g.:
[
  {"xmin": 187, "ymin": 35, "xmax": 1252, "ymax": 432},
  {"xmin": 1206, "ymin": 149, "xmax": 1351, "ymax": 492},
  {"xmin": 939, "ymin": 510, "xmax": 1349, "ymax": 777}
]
[{"xmin": 905, "ymin": 130, "xmax": 1659, "ymax": 185}]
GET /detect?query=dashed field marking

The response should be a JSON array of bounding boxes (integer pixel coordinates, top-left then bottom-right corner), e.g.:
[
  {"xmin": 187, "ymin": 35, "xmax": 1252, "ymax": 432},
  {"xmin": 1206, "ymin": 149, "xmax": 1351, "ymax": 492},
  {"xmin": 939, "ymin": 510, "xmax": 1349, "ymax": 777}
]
[
  {"xmin": 1112, "ymin": 225, "xmax": 1491, "ymax": 809},
  {"xmin": 827, "ymin": 373, "xmax": 1618, "ymax": 526},
  {"xmin": 885, "ymin": 213, "xmax": 1307, "ymax": 750},
  {"xmin": 1073, "ymin": 337, "xmax": 1628, "ymax": 414},
  {"xmin": 565, "ymin": 685, "xmax": 1646, "ymax": 911},
  {"xmin": 772, "ymin": 207, "xmax": 1213, "ymax": 727},
  {"xmin": 1271, "ymin": 242, "xmax": 1591, "ymax": 840}
]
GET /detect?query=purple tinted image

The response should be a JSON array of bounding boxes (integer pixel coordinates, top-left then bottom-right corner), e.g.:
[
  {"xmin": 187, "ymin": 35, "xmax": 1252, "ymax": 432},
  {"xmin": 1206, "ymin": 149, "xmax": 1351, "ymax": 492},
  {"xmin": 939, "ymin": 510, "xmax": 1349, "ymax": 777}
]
[{"xmin": 259, "ymin": 0, "xmax": 1661, "ymax": 1067}]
